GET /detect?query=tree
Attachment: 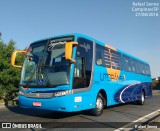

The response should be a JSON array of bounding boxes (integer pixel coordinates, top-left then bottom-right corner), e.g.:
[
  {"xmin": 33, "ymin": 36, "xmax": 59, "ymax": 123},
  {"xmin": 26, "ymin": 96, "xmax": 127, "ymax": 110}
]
[
  {"xmin": 152, "ymin": 79, "xmax": 160, "ymax": 90},
  {"xmin": 0, "ymin": 40, "xmax": 24, "ymax": 99},
  {"xmin": 0, "ymin": 32, "xmax": 2, "ymax": 40}
]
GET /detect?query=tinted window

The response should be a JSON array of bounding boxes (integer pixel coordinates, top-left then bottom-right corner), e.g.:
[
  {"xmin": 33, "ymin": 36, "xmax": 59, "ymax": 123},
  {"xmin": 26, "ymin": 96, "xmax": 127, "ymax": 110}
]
[
  {"xmin": 96, "ymin": 44, "xmax": 122, "ymax": 69},
  {"xmin": 104, "ymin": 47, "xmax": 111, "ymax": 68},
  {"xmin": 110, "ymin": 50, "xmax": 121, "ymax": 70},
  {"xmin": 139, "ymin": 62, "xmax": 146, "ymax": 75},
  {"xmin": 145, "ymin": 64, "xmax": 151, "ymax": 76},
  {"xmin": 131, "ymin": 59, "xmax": 142, "ymax": 74},
  {"xmin": 123, "ymin": 55, "xmax": 132, "ymax": 72},
  {"xmin": 131, "ymin": 59, "xmax": 137, "ymax": 73},
  {"xmin": 96, "ymin": 44, "xmax": 111, "ymax": 68},
  {"xmin": 96, "ymin": 44, "xmax": 104, "ymax": 66}
]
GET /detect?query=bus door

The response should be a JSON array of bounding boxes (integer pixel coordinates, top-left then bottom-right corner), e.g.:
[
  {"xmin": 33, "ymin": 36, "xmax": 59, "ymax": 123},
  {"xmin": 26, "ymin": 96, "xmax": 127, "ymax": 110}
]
[
  {"xmin": 72, "ymin": 37, "xmax": 93, "ymax": 109},
  {"xmin": 73, "ymin": 37, "xmax": 93, "ymax": 90}
]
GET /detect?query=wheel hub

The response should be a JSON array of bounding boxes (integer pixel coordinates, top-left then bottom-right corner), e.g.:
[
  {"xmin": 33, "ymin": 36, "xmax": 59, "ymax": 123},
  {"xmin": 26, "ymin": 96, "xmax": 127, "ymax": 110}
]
[
  {"xmin": 96, "ymin": 97, "xmax": 103, "ymax": 111},
  {"xmin": 142, "ymin": 93, "xmax": 144, "ymax": 103}
]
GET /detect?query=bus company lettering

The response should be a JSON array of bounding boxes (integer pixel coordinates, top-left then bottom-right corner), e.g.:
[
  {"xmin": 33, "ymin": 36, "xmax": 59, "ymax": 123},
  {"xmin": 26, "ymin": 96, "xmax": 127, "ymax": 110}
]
[
  {"xmin": 99, "ymin": 68, "xmax": 125, "ymax": 81},
  {"xmin": 48, "ymin": 41, "xmax": 66, "ymax": 51},
  {"xmin": 80, "ymin": 43, "xmax": 91, "ymax": 52},
  {"xmin": 100, "ymin": 73, "xmax": 124, "ymax": 81}
]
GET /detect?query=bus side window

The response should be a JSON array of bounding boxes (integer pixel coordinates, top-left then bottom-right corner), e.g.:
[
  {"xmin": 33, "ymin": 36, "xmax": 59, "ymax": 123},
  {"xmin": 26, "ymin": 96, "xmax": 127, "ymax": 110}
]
[
  {"xmin": 140, "ymin": 63, "xmax": 146, "ymax": 75},
  {"xmin": 135, "ymin": 61, "xmax": 141, "ymax": 74},
  {"xmin": 131, "ymin": 59, "xmax": 135, "ymax": 73},
  {"xmin": 96, "ymin": 44, "xmax": 111, "ymax": 68},
  {"xmin": 123, "ymin": 55, "xmax": 132, "ymax": 72},
  {"xmin": 110, "ymin": 50, "xmax": 121, "ymax": 70},
  {"xmin": 96, "ymin": 44, "xmax": 104, "ymax": 66},
  {"xmin": 74, "ymin": 57, "xmax": 84, "ymax": 77},
  {"xmin": 145, "ymin": 64, "xmax": 151, "ymax": 76},
  {"xmin": 96, "ymin": 51, "xmax": 103, "ymax": 65},
  {"xmin": 73, "ymin": 57, "xmax": 86, "ymax": 89},
  {"xmin": 131, "ymin": 59, "xmax": 138, "ymax": 73}
]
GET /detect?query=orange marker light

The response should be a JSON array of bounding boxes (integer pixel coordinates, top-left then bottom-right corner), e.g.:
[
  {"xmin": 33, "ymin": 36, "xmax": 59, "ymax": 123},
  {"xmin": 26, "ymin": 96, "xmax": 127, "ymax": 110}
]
[{"xmin": 105, "ymin": 44, "xmax": 116, "ymax": 51}]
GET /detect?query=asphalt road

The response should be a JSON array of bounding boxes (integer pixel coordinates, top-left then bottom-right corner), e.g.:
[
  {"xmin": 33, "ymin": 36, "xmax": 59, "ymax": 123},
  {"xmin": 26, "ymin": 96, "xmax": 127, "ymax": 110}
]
[{"xmin": 0, "ymin": 95, "xmax": 160, "ymax": 130}]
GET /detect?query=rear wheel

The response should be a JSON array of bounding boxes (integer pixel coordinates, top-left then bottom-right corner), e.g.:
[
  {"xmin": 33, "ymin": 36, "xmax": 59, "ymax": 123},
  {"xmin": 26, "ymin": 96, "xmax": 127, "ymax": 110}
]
[
  {"xmin": 137, "ymin": 91, "xmax": 145, "ymax": 105},
  {"xmin": 90, "ymin": 93, "xmax": 104, "ymax": 116}
]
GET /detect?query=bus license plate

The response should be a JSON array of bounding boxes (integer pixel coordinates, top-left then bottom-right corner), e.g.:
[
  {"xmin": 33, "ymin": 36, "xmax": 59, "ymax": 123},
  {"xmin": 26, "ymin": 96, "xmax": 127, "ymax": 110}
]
[{"xmin": 33, "ymin": 102, "xmax": 42, "ymax": 106}]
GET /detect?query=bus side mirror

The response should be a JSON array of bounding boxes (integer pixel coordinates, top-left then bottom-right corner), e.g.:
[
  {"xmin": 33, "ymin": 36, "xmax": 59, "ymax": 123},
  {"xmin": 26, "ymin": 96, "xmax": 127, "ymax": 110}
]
[
  {"xmin": 65, "ymin": 42, "xmax": 78, "ymax": 63},
  {"xmin": 11, "ymin": 50, "xmax": 26, "ymax": 68}
]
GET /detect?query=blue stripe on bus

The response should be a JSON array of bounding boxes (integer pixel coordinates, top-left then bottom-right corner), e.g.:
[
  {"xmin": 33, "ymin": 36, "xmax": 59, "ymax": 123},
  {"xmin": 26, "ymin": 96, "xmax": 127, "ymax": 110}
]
[{"xmin": 114, "ymin": 82, "xmax": 152, "ymax": 103}]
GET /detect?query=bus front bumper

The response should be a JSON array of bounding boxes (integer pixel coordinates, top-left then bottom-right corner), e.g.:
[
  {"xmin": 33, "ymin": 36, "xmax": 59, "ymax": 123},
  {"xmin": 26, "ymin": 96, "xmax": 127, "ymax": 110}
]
[{"xmin": 19, "ymin": 95, "xmax": 74, "ymax": 112}]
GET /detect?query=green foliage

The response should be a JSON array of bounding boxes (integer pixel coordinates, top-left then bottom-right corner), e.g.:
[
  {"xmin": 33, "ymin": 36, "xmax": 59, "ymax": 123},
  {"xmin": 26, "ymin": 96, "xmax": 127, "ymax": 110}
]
[
  {"xmin": 152, "ymin": 80, "xmax": 160, "ymax": 90},
  {"xmin": 0, "ymin": 40, "xmax": 24, "ymax": 99}
]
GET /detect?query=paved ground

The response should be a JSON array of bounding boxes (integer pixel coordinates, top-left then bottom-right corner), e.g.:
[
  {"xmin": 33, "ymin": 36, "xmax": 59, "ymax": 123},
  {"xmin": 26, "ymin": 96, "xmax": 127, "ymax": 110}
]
[{"xmin": 0, "ymin": 94, "xmax": 160, "ymax": 130}]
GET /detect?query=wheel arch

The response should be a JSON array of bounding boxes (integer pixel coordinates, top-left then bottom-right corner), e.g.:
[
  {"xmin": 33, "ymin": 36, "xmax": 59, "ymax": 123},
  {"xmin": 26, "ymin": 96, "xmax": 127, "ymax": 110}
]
[
  {"xmin": 98, "ymin": 89, "xmax": 107, "ymax": 107},
  {"xmin": 142, "ymin": 88, "xmax": 145, "ymax": 97}
]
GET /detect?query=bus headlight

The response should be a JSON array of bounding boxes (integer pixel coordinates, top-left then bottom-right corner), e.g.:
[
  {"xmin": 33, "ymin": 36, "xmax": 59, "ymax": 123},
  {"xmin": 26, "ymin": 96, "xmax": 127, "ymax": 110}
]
[
  {"xmin": 54, "ymin": 90, "xmax": 73, "ymax": 97},
  {"xmin": 19, "ymin": 90, "xmax": 25, "ymax": 96}
]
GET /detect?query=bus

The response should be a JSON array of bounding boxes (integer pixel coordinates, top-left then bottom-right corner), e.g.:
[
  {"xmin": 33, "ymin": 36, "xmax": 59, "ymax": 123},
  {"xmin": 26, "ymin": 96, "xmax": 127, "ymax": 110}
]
[{"xmin": 11, "ymin": 33, "xmax": 152, "ymax": 116}]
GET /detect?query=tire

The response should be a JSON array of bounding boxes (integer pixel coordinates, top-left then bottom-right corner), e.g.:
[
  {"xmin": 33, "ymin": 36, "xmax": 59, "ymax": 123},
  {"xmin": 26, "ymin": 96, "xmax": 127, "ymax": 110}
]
[
  {"xmin": 137, "ymin": 91, "xmax": 145, "ymax": 105},
  {"xmin": 90, "ymin": 93, "xmax": 104, "ymax": 116}
]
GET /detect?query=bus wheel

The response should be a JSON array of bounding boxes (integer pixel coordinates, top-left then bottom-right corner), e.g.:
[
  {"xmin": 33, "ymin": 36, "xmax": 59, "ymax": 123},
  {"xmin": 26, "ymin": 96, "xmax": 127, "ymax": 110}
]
[
  {"xmin": 91, "ymin": 93, "xmax": 104, "ymax": 116},
  {"xmin": 137, "ymin": 91, "xmax": 145, "ymax": 105}
]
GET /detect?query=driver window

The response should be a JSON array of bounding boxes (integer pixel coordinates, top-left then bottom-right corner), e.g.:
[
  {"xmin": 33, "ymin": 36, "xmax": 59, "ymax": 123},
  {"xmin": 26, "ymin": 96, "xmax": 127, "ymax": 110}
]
[
  {"xmin": 74, "ymin": 57, "xmax": 83, "ymax": 77},
  {"xmin": 73, "ymin": 57, "xmax": 85, "ymax": 89}
]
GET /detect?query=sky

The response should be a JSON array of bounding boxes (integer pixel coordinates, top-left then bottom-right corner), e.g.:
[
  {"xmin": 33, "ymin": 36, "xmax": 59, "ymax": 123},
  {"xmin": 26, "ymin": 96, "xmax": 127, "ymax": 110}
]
[{"xmin": 0, "ymin": 0, "xmax": 159, "ymax": 78}]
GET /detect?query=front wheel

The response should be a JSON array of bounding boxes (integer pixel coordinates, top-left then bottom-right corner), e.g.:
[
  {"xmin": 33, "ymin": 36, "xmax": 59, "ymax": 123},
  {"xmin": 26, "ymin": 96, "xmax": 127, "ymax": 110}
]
[
  {"xmin": 90, "ymin": 93, "xmax": 104, "ymax": 116},
  {"xmin": 137, "ymin": 91, "xmax": 145, "ymax": 105}
]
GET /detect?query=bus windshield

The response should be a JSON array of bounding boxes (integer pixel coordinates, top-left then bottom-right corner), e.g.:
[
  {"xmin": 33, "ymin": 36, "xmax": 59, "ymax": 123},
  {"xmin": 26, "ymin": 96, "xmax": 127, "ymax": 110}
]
[{"xmin": 20, "ymin": 36, "xmax": 74, "ymax": 87}]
